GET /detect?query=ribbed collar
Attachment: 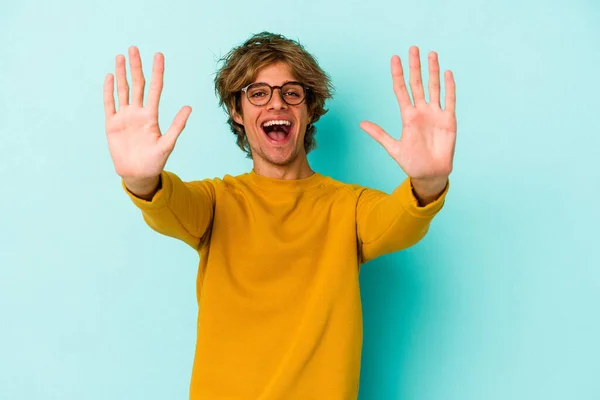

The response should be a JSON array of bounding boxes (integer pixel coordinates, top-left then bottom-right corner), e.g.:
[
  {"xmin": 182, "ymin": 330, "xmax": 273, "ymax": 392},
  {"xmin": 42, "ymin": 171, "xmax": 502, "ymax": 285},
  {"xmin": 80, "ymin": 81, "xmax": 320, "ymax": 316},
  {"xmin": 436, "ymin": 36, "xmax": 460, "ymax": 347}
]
[{"xmin": 247, "ymin": 169, "xmax": 326, "ymax": 192}]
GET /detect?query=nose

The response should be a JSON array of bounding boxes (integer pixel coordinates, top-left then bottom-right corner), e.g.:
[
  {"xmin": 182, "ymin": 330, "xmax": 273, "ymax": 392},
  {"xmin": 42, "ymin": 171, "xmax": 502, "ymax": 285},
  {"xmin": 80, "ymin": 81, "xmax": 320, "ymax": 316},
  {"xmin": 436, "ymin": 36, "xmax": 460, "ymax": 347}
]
[{"xmin": 267, "ymin": 88, "xmax": 288, "ymax": 110}]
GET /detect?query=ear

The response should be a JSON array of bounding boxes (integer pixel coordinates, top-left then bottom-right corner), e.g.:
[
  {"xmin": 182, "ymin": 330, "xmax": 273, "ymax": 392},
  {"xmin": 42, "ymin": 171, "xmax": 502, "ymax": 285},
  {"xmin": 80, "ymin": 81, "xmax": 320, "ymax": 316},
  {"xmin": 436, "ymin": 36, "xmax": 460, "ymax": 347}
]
[{"xmin": 231, "ymin": 109, "xmax": 244, "ymax": 126}]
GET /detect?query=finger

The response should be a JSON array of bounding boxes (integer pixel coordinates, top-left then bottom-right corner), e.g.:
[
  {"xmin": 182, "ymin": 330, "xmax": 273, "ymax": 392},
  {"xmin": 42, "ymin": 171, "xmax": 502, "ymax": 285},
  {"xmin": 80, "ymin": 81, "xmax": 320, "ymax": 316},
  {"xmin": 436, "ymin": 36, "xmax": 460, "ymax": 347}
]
[
  {"xmin": 428, "ymin": 51, "xmax": 441, "ymax": 108},
  {"xmin": 128, "ymin": 46, "xmax": 146, "ymax": 107},
  {"xmin": 408, "ymin": 46, "xmax": 426, "ymax": 105},
  {"xmin": 444, "ymin": 70, "xmax": 456, "ymax": 113},
  {"xmin": 391, "ymin": 55, "xmax": 412, "ymax": 112},
  {"xmin": 359, "ymin": 121, "xmax": 397, "ymax": 153},
  {"xmin": 161, "ymin": 106, "xmax": 192, "ymax": 152},
  {"xmin": 103, "ymin": 73, "xmax": 116, "ymax": 117},
  {"xmin": 147, "ymin": 53, "xmax": 164, "ymax": 111},
  {"xmin": 115, "ymin": 54, "xmax": 129, "ymax": 107}
]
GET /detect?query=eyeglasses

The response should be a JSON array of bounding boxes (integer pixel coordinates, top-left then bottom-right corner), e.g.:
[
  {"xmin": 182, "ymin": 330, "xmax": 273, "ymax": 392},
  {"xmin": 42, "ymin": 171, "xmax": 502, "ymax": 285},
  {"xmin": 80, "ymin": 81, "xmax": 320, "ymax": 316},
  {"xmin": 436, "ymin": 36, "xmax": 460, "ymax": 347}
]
[{"xmin": 241, "ymin": 81, "xmax": 308, "ymax": 106}]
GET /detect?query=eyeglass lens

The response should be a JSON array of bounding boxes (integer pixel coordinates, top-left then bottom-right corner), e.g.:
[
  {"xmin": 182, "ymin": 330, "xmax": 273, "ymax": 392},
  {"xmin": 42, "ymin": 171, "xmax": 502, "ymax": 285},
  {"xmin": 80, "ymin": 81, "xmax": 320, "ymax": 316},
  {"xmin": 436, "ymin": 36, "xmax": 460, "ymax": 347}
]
[{"xmin": 246, "ymin": 83, "xmax": 305, "ymax": 106}]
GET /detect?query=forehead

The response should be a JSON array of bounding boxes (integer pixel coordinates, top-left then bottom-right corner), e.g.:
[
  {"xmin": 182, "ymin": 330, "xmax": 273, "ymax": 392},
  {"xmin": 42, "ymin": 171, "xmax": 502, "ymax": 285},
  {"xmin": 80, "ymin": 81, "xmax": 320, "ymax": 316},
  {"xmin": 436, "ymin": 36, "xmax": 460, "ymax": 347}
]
[{"xmin": 253, "ymin": 62, "xmax": 298, "ymax": 84}]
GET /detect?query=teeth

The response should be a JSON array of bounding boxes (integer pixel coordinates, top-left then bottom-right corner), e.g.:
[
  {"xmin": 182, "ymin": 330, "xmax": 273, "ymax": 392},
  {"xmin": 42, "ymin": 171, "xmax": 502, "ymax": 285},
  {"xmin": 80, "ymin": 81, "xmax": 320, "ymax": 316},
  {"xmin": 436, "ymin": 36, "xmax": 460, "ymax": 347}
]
[{"xmin": 263, "ymin": 120, "xmax": 291, "ymax": 127}]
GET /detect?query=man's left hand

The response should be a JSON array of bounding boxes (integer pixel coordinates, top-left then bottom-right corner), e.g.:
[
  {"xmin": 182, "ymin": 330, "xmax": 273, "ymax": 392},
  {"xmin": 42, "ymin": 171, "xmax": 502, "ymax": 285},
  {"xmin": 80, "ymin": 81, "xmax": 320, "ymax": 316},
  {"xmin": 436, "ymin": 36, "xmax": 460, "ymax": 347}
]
[{"xmin": 360, "ymin": 46, "xmax": 457, "ymax": 205}]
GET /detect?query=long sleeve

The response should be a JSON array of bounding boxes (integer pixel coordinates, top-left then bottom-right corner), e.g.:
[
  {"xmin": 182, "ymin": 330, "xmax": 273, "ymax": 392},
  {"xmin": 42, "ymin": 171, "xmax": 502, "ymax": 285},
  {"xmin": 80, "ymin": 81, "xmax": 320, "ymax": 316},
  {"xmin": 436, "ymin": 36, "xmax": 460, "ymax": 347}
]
[
  {"xmin": 123, "ymin": 170, "xmax": 216, "ymax": 250},
  {"xmin": 124, "ymin": 170, "xmax": 446, "ymax": 399},
  {"xmin": 356, "ymin": 177, "xmax": 449, "ymax": 263}
]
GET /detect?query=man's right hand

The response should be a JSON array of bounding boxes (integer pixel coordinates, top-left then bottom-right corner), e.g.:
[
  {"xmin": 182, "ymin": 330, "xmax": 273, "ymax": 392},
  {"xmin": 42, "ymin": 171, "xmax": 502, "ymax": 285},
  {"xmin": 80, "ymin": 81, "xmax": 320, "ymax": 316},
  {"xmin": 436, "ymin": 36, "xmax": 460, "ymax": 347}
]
[{"xmin": 103, "ymin": 46, "xmax": 192, "ymax": 199}]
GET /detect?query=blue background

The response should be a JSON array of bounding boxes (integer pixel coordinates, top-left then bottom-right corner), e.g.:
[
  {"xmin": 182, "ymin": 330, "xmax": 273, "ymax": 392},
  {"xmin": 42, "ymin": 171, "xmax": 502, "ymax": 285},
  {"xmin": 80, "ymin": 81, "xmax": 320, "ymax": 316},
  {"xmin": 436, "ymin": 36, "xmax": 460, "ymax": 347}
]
[{"xmin": 1, "ymin": 0, "xmax": 599, "ymax": 398}]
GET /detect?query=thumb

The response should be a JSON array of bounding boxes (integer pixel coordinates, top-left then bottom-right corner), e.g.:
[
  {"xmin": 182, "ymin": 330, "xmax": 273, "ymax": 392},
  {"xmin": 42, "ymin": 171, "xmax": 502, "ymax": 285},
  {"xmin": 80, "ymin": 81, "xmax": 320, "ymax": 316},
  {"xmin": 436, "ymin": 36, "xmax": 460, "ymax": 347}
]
[
  {"xmin": 359, "ymin": 121, "xmax": 396, "ymax": 153},
  {"xmin": 161, "ymin": 105, "xmax": 192, "ymax": 152}
]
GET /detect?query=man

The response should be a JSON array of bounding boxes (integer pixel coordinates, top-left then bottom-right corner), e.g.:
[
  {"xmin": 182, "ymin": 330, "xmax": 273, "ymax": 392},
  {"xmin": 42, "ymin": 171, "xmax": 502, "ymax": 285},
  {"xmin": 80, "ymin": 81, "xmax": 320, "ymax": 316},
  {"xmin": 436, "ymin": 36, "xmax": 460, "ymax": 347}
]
[{"xmin": 103, "ymin": 32, "xmax": 456, "ymax": 399}]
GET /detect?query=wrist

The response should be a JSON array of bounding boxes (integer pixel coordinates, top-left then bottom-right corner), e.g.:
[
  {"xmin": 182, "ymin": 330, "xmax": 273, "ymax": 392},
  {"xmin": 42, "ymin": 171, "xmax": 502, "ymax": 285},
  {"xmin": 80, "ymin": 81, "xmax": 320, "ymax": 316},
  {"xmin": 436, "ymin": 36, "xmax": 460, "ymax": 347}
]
[
  {"xmin": 123, "ymin": 175, "xmax": 161, "ymax": 200},
  {"xmin": 410, "ymin": 176, "xmax": 448, "ymax": 206}
]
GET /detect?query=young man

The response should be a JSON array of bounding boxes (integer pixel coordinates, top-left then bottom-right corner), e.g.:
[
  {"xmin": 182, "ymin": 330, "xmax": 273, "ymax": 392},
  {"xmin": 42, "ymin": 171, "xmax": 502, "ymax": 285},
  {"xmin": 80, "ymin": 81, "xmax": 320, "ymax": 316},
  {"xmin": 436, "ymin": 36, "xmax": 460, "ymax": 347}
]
[{"xmin": 103, "ymin": 32, "xmax": 456, "ymax": 399}]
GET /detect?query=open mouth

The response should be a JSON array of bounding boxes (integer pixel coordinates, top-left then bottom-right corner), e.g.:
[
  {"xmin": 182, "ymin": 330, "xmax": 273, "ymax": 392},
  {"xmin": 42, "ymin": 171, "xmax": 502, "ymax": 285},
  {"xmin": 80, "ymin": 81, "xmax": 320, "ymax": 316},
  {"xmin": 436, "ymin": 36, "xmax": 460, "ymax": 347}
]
[{"xmin": 261, "ymin": 119, "xmax": 293, "ymax": 143}]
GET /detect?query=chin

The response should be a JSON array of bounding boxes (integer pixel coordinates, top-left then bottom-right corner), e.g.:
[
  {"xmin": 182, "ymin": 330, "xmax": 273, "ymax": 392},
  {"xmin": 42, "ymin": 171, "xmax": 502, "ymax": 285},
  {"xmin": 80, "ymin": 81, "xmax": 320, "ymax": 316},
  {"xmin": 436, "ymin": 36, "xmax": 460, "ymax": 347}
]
[
  {"xmin": 263, "ymin": 150, "xmax": 298, "ymax": 166},
  {"xmin": 250, "ymin": 141, "xmax": 299, "ymax": 166}
]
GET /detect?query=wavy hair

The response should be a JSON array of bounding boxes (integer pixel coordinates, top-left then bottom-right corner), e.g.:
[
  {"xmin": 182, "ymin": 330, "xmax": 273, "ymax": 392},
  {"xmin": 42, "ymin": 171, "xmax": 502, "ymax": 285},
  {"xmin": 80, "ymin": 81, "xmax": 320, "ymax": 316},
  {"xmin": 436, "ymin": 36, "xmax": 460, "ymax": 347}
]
[{"xmin": 214, "ymin": 32, "xmax": 334, "ymax": 157}]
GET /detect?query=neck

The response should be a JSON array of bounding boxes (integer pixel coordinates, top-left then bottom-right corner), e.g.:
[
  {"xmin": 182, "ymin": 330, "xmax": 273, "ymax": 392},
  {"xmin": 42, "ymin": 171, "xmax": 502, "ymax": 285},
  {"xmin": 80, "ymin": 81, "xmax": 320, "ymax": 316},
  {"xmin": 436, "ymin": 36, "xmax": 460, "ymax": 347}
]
[{"xmin": 252, "ymin": 154, "xmax": 314, "ymax": 180}]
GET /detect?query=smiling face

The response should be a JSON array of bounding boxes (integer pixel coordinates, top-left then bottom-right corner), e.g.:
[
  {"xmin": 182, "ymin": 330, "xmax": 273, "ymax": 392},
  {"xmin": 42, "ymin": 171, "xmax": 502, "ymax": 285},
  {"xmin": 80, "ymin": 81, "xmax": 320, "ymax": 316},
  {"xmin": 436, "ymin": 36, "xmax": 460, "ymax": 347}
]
[{"xmin": 232, "ymin": 62, "xmax": 312, "ymax": 171}]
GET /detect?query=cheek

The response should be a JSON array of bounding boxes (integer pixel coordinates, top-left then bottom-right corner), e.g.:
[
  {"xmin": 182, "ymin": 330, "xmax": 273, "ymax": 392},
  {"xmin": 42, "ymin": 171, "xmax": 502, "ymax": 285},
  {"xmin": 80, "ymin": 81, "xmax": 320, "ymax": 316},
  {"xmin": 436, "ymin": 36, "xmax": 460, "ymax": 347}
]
[
  {"xmin": 242, "ymin": 113, "xmax": 263, "ymax": 144},
  {"xmin": 295, "ymin": 107, "xmax": 310, "ymax": 127},
  {"xmin": 238, "ymin": 106, "xmax": 258, "ymax": 132}
]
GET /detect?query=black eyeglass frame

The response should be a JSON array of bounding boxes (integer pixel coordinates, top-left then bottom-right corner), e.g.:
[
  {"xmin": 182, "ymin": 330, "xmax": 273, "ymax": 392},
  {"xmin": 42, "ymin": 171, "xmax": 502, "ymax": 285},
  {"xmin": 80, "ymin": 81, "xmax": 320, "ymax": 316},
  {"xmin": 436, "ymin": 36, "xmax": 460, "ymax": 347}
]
[{"xmin": 240, "ymin": 81, "xmax": 309, "ymax": 106}]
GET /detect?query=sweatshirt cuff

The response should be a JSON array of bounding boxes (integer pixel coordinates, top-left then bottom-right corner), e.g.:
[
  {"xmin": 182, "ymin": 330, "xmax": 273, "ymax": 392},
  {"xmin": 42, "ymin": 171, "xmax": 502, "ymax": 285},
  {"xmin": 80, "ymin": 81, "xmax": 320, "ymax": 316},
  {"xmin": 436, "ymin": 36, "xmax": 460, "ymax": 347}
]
[
  {"xmin": 122, "ymin": 171, "xmax": 173, "ymax": 210},
  {"xmin": 393, "ymin": 177, "xmax": 449, "ymax": 218}
]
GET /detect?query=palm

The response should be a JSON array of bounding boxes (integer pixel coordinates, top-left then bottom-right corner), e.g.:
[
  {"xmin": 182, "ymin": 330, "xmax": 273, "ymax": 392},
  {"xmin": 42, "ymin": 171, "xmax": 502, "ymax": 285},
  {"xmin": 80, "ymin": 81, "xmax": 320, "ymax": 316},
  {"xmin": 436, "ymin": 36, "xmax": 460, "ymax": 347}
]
[
  {"xmin": 361, "ymin": 47, "xmax": 457, "ymax": 181},
  {"xmin": 395, "ymin": 102, "xmax": 456, "ymax": 178},
  {"xmin": 103, "ymin": 47, "xmax": 191, "ymax": 180},
  {"xmin": 106, "ymin": 106, "xmax": 164, "ymax": 177}
]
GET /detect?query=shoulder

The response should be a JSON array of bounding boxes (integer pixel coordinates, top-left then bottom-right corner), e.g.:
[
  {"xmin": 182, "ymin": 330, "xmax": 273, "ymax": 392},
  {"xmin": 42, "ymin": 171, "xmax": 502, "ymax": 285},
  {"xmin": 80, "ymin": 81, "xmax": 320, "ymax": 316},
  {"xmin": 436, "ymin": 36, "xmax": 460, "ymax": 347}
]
[
  {"xmin": 318, "ymin": 175, "xmax": 382, "ymax": 200},
  {"xmin": 200, "ymin": 172, "xmax": 253, "ymax": 195}
]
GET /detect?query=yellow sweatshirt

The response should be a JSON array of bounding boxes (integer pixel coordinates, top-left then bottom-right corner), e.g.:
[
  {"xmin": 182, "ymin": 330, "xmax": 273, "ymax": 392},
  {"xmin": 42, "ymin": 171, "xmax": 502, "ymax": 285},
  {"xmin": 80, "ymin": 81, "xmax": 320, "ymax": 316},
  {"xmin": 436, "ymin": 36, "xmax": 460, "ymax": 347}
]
[{"xmin": 124, "ymin": 170, "xmax": 448, "ymax": 400}]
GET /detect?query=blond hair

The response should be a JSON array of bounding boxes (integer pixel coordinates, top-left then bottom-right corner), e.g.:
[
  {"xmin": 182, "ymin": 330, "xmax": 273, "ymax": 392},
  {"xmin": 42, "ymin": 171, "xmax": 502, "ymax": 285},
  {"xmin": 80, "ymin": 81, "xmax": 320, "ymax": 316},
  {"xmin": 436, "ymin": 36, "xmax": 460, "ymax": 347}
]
[{"xmin": 214, "ymin": 32, "xmax": 334, "ymax": 157}]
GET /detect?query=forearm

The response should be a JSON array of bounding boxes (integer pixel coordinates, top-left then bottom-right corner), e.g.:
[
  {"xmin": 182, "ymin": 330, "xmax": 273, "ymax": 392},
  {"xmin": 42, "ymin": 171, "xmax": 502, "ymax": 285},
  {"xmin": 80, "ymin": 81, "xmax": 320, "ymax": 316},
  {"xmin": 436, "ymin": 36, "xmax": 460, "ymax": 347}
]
[
  {"xmin": 358, "ymin": 177, "xmax": 448, "ymax": 262},
  {"xmin": 123, "ymin": 171, "xmax": 215, "ymax": 249},
  {"xmin": 361, "ymin": 205, "xmax": 433, "ymax": 262}
]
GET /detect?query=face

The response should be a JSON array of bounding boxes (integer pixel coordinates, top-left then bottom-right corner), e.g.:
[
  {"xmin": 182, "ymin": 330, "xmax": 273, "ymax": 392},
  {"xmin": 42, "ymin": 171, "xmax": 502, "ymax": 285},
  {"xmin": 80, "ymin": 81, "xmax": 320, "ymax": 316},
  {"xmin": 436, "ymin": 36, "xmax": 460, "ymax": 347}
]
[{"xmin": 233, "ymin": 62, "xmax": 311, "ymax": 168}]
